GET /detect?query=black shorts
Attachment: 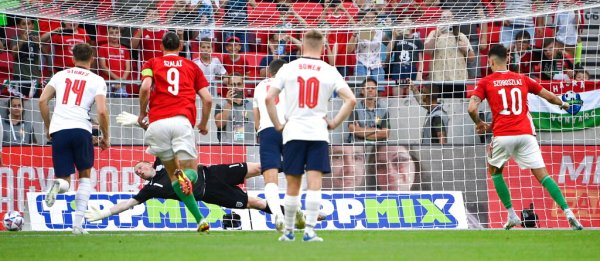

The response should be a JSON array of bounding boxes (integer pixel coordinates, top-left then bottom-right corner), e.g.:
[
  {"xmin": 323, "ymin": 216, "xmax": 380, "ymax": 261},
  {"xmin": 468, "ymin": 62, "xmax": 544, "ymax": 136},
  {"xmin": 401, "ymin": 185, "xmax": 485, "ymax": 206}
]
[
  {"xmin": 51, "ymin": 129, "xmax": 94, "ymax": 177},
  {"xmin": 202, "ymin": 163, "xmax": 249, "ymax": 209},
  {"xmin": 258, "ymin": 127, "xmax": 283, "ymax": 172}
]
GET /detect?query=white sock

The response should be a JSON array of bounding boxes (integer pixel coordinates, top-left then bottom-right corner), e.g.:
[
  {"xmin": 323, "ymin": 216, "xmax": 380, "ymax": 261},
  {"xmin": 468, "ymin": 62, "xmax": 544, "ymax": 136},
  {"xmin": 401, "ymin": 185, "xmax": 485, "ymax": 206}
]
[
  {"xmin": 264, "ymin": 183, "xmax": 284, "ymax": 218},
  {"xmin": 283, "ymin": 195, "xmax": 300, "ymax": 232},
  {"xmin": 304, "ymin": 190, "xmax": 321, "ymax": 236},
  {"xmin": 57, "ymin": 179, "xmax": 70, "ymax": 193},
  {"xmin": 73, "ymin": 178, "xmax": 92, "ymax": 228},
  {"xmin": 564, "ymin": 208, "xmax": 573, "ymax": 216},
  {"xmin": 507, "ymin": 208, "xmax": 518, "ymax": 218}
]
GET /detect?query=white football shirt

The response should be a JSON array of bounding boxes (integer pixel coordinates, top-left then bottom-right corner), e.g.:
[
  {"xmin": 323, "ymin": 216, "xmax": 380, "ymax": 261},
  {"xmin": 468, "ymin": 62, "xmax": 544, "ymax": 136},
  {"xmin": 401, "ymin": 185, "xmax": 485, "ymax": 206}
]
[
  {"xmin": 253, "ymin": 78, "xmax": 286, "ymax": 133},
  {"xmin": 47, "ymin": 67, "xmax": 107, "ymax": 134},
  {"xmin": 272, "ymin": 57, "xmax": 350, "ymax": 143}
]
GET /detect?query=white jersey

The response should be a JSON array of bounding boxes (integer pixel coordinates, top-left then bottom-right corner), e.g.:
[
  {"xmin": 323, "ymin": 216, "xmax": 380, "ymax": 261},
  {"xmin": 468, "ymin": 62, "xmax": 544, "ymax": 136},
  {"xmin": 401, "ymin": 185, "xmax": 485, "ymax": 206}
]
[
  {"xmin": 272, "ymin": 57, "xmax": 350, "ymax": 143},
  {"xmin": 253, "ymin": 78, "xmax": 286, "ymax": 133},
  {"xmin": 47, "ymin": 67, "xmax": 107, "ymax": 134}
]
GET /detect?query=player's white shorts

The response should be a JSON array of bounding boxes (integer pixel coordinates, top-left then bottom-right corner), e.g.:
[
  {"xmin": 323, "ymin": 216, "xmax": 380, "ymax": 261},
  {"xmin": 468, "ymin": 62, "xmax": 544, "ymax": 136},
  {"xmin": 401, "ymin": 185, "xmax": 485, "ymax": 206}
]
[
  {"xmin": 144, "ymin": 116, "xmax": 197, "ymax": 161},
  {"xmin": 487, "ymin": 134, "xmax": 545, "ymax": 169}
]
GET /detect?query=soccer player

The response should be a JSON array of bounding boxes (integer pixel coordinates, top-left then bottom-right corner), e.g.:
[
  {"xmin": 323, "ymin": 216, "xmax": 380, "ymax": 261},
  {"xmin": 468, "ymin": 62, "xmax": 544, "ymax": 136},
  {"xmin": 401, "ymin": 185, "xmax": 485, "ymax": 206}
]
[
  {"xmin": 253, "ymin": 59, "xmax": 288, "ymax": 231},
  {"xmin": 137, "ymin": 31, "xmax": 213, "ymax": 232},
  {"xmin": 85, "ymin": 158, "xmax": 311, "ymax": 229},
  {"xmin": 468, "ymin": 44, "xmax": 583, "ymax": 230},
  {"xmin": 266, "ymin": 30, "xmax": 357, "ymax": 241},
  {"xmin": 39, "ymin": 43, "xmax": 110, "ymax": 235}
]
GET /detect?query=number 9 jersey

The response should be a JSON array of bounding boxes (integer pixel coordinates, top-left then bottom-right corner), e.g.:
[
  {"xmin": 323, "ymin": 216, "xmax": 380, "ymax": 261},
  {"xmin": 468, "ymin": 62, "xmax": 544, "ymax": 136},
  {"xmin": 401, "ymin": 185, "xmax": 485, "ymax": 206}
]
[
  {"xmin": 472, "ymin": 70, "xmax": 543, "ymax": 137},
  {"xmin": 47, "ymin": 67, "xmax": 107, "ymax": 135},
  {"xmin": 141, "ymin": 54, "xmax": 209, "ymax": 126},
  {"xmin": 271, "ymin": 57, "xmax": 350, "ymax": 144}
]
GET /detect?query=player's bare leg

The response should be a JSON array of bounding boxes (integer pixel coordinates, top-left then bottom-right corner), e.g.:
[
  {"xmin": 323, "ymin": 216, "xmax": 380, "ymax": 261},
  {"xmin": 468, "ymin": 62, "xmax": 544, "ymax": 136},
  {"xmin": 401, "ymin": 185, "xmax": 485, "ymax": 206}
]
[
  {"xmin": 279, "ymin": 175, "xmax": 302, "ymax": 241},
  {"xmin": 303, "ymin": 170, "xmax": 323, "ymax": 242},
  {"xmin": 73, "ymin": 169, "xmax": 92, "ymax": 235},
  {"xmin": 531, "ymin": 168, "xmax": 583, "ymax": 230},
  {"xmin": 489, "ymin": 164, "xmax": 521, "ymax": 230},
  {"xmin": 264, "ymin": 168, "xmax": 285, "ymax": 231}
]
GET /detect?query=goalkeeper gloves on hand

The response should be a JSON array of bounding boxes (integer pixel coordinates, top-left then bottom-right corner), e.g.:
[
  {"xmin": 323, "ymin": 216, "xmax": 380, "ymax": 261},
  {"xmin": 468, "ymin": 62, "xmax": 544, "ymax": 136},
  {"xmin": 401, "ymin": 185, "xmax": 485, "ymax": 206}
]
[
  {"xmin": 116, "ymin": 111, "xmax": 141, "ymax": 127},
  {"xmin": 85, "ymin": 205, "xmax": 112, "ymax": 222}
]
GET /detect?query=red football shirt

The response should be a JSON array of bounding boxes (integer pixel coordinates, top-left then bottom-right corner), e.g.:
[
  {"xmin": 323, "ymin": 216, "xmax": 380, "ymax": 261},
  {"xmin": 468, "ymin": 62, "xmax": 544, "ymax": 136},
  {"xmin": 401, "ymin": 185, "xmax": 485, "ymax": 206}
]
[
  {"xmin": 98, "ymin": 43, "xmax": 131, "ymax": 79},
  {"xmin": 137, "ymin": 29, "xmax": 168, "ymax": 62},
  {"xmin": 472, "ymin": 71, "xmax": 543, "ymax": 137},
  {"xmin": 141, "ymin": 54, "xmax": 209, "ymax": 125},
  {"xmin": 222, "ymin": 54, "xmax": 249, "ymax": 76},
  {"xmin": 50, "ymin": 28, "xmax": 90, "ymax": 69}
]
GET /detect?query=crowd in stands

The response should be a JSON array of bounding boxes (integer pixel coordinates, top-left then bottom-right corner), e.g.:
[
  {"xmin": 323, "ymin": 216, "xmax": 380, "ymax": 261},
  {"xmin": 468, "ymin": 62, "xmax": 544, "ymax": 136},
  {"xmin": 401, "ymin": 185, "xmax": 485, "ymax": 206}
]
[{"xmin": 0, "ymin": 0, "xmax": 595, "ymax": 147}]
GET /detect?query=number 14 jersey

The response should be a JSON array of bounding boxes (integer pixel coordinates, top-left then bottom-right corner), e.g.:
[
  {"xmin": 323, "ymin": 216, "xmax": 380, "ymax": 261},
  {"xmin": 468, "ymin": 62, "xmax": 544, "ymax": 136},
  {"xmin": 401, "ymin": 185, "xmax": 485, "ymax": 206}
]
[
  {"xmin": 272, "ymin": 57, "xmax": 350, "ymax": 143},
  {"xmin": 472, "ymin": 70, "xmax": 543, "ymax": 137},
  {"xmin": 47, "ymin": 67, "xmax": 107, "ymax": 134},
  {"xmin": 141, "ymin": 54, "xmax": 209, "ymax": 126}
]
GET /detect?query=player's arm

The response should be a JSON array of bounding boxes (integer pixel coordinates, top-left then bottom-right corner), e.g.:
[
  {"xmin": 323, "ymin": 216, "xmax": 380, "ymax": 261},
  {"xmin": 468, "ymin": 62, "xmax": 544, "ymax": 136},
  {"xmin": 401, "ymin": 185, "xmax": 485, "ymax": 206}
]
[
  {"xmin": 538, "ymin": 88, "xmax": 570, "ymax": 110},
  {"xmin": 329, "ymin": 87, "xmax": 357, "ymax": 130},
  {"xmin": 85, "ymin": 198, "xmax": 141, "ymax": 222},
  {"xmin": 95, "ymin": 93, "xmax": 110, "ymax": 150},
  {"xmin": 253, "ymin": 107, "xmax": 260, "ymax": 131},
  {"xmin": 468, "ymin": 95, "xmax": 489, "ymax": 134},
  {"xmin": 138, "ymin": 77, "xmax": 153, "ymax": 129},
  {"xmin": 265, "ymin": 86, "xmax": 283, "ymax": 131},
  {"xmin": 38, "ymin": 84, "xmax": 56, "ymax": 140},
  {"xmin": 197, "ymin": 88, "xmax": 213, "ymax": 135}
]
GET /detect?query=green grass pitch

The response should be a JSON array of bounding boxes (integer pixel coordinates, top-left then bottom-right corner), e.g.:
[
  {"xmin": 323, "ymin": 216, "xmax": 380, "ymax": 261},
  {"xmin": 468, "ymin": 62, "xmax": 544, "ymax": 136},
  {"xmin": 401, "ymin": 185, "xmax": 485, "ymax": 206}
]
[{"xmin": 1, "ymin": 230, "xmax": 599, "ymax": 260}]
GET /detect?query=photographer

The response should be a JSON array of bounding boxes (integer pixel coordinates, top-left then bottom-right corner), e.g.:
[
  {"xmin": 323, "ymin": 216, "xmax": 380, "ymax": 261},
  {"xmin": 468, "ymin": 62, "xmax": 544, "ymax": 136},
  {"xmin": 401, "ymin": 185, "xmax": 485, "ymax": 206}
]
[
  {"xmin": 424, "ymin": 10, "xmax": 474, "ymax": 83},
  {"xmin": 214, "ymin": 73, "xmax": 255, "ymax": 143},
  {"xmin": 9, "ymin": 17, "xmax": 42, "ymax": 98}
]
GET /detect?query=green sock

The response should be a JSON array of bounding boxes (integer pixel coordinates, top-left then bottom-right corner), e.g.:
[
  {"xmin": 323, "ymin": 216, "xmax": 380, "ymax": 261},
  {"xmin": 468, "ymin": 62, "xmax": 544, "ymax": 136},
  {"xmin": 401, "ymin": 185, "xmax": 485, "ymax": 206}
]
[
  {"xmin": 541, "ymin": 176, "xmax": 569, "ymax": 210},
  {"xmin": 172, "ymin": 181, "xmax": 203, "ymax": 223},
  {"xmin": 184, "ymin": 168, "xmax": 198, "ymax": 184},
  {"xmin": 492, "ymin": 174, "xmax": 513, "ymax": 209}
]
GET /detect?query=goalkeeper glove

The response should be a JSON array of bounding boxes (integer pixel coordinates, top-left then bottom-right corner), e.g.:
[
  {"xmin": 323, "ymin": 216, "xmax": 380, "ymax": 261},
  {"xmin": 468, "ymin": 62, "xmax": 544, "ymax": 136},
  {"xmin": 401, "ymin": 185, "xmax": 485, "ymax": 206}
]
[
  {"xmin": 85, "ymin": 205, "xmax": 112, "ymax": 222},
  {"xmin": 116, "ymin": 111, "xmax": 140, "ymax": 127}
]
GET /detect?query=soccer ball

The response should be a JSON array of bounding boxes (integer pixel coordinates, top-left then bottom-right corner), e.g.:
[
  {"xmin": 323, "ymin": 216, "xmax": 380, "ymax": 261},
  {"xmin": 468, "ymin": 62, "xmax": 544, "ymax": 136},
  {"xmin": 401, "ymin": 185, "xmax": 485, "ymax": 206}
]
[
  {"xmin": 561, "ymin": 91, "xmax": 584, "ymax": 115},
  {"xmin": 3, "ymin": 211, "xmax": 24, "ymax": 231}
]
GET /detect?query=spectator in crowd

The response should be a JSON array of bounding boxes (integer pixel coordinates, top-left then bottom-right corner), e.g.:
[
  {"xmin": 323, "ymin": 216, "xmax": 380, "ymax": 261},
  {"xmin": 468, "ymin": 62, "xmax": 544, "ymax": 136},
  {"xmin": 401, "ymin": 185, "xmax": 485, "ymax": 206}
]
[
  {"xmin": 319, "ymin": 0, "xmax": 356, "ymax": 76},
  {"xmin": 539, "ymin": 38, "xmax": 574, "ymax": 80},
  {"xmin": 2, "ymin": 97, "xmax": 37, "ymax": 145},
  {"xmin": 0, "ymin": 113, "xmax": 2, "ymax": 165},
  {"xmin": 9, "ymin": 17, "xmax": 42, "ymax": 98},
  {"xmin": 194, "ymin": 38, "xmax": 227, "ymax": 96},
  {"xmin": 0, "ymin": 40, "xmax": 13, "ymax": 96},
  {"xmin": 196, "ymin": 8, "xmax": 216, "ymax": 40},
  {"xmin": 324, "ymin": 145, "xmax": 367, "ymax": 190},
  {"xmin": 40, "ymin": 21, "xmax": 90, "ymax": 73},
  {"xmin": 374, "ymin": 145, "xmax": 421, "ymax": 191},
  {"xmin": 223, "ymin": 36, "xmax": 250, "ymax": 77},
  {"xmin": 441, "ymin": 0, "xmax": 483, "ymax": 79},
  {"xmin": 424, "ymin": 10, "xmax": 475, "ymax": 82},
  {"xmin": 508, "ymin": 31, "xmax": 535, "ymax": 76},
  {"xmin": 221, "ymin": 0, "xmax": 258, "ymax": 52},
  {"xmin": 259, "ymin": 33, "xmax": 301, "ymax": 77},
  {"xmin": 98, "ymin": 26, "xmax": 131, "ymax": 97},
  {"xmin": 194, "ymin": 0, "xmax": 218, "ymax": 26},
  {"xmin": 410, "ymin": 83, "xmax": 449, "ymax": 144},
  {"xmin": 347, "ymin": 78, "xmax": 390, "ymax": 142},
  {"xmin": 275, "ymin": 2, "xmax": 309, "ymax": 28},
  {"xmin": 169, "ymin": 1, "xmax": 200, "ymax": 56},
  {"xmin": 387, "ymin": 19, "xmax": 424, "ymax": 83},
  {"xmin": 500, "ymin": 0, "xmax": 543, "ymax": 47},
  {"xmin": 131, "ymin": 6, "xmax": 169, "ymax": 62},
  {"xmin": 554, "ymin": 0, "xmax": 581, "ymax": 59},
  {"xmin": 574, "ymin": 69, "xmax": 590, "ymax": 81},
  {"xmin": 214, "ymin": 73, "xmax": 255, "ymax": 143},
  {"xmin": 348, "ymin": 9, "xmax": 386, "ymax": 85}
]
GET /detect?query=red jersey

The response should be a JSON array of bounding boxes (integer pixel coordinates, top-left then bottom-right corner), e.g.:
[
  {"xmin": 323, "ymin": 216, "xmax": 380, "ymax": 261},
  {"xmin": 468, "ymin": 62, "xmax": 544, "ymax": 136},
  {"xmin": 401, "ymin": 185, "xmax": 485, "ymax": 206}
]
[
  {"xmin": 222, "ymin": 54, "xmax": 249, "ymax": 76},
  {"xmin": 50, "ymin": 28, "xmax": 90, "ymax": 69},
  {"xmin": 98, "ymin": 43, "xmax": 131, "ymax": 80},
  {"xmin": 137, "ymin": 29, "xmax": 168, "ymax": 62},
  {"xmin": 472, "ymin": 71, "xmax": 543, "ymax": 137},
  {"xmin": 141, "ymin": 54, "xmax": 209, "ymax": 125}
]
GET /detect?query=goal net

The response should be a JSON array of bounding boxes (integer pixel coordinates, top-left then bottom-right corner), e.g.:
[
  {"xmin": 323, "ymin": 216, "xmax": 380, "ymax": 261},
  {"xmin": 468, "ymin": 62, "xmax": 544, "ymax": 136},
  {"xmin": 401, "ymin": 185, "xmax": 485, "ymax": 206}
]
[{"xmin": 1, "ymin": 0, "xmax": 600, "ymax": 231}]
